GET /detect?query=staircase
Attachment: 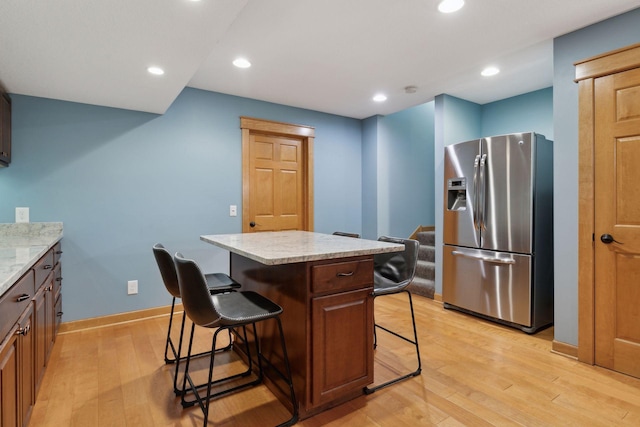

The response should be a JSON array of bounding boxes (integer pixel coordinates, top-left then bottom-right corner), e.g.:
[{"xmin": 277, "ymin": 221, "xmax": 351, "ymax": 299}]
[{"xmin": 409, "ymin": 230, "xmax": 436, "ymax": 299}]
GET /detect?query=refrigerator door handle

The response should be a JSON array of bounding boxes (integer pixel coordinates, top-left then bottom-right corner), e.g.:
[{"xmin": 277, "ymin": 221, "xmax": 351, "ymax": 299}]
[
  {"xmin": 479, "ymin": 154, "xmax": 488, "ymax": 231},
  {"xmin": 451, "ymin": 250, "xmax": 516, "ymax": 264},
  {"xmin": 473, "ymin": 154, "xmax": 481, "ymax": 230}
]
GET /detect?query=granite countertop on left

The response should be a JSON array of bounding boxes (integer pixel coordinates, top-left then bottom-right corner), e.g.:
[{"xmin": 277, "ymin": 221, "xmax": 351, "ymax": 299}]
[{"xmin": 0, "ymin": 222, "xmax": 64, "ymax": 297}]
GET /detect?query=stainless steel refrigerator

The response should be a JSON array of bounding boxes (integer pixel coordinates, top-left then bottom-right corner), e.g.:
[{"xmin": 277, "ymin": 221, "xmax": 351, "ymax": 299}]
[{"xmin": 442, "ymin": 132, "xmax": 553, "ymax": 333}]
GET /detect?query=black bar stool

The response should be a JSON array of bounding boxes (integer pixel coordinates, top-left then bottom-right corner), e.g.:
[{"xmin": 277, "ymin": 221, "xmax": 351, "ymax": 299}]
[
  {"xmin": 174, "ymin": 252, "xmax": 298, "ymax": 427},
  {"xmin": 364, "ymin": 236, "xmax": 422, "ymax": 394},
  {"xmin": 152, "ymin": 243, "xmax": 240, "ymax": 395}
]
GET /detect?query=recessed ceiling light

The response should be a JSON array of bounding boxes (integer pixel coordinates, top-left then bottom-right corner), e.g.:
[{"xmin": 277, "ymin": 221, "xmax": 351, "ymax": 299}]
[
  {"xmin": 373, "ymin": 94, "xmax": 387, "ymax": 102},
  {"xmin": 147, "ymin": 66, "xmax": 164, "ymax": 76},
  {"xmin": 481, "ymin": 66, "xmax": 500, "ymax": 77},
  {"xmin": 233, "ymin": 58, "xmax": 252, "ymax": 68},
  {"xmin": 438, "ymin": 0, "xmax": 465, "ymax": 13}
]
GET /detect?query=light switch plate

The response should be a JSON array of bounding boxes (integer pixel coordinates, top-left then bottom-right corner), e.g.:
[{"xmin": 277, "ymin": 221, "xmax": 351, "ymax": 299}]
[
  {"xmin": 127, "ymin": 280, "xmax": 138, "ymax": 295},
  {"xmin": 16, "ymin": 207, "xmax": 29, "ymax": 223},
  {"xmin": 230, "ymin": 205, "xmax": 237, "ymax": 217}
]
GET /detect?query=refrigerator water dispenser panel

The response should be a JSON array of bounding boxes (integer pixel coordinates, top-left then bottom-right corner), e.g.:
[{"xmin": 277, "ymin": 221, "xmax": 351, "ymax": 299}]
[{"xmin": 447, "ymin": 177, "xmax": 467, "ymax": 211}]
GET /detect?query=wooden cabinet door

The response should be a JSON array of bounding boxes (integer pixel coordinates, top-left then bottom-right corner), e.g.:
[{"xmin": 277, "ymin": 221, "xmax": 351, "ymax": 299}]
[
  {"xmin": 0, "ymin": 92, "xmax": 10, "ymax": 166},
  {"xmin": 311, "ymin": 288, "xmax": 373, "ymax": 407},
  {"xmin": 593, "ymin": 66, "xmax": 640, "ymax": 378},
  {"xmin": 0, "ymin": 325, "xmax": 20, "ymax": 427},
  {"xmin": 34, "ymin": 286, "xmax": 46, "ymax": 393},
  {"xmin": 18, "ymin": 304, "xmax": 34, "ymax": 427}
]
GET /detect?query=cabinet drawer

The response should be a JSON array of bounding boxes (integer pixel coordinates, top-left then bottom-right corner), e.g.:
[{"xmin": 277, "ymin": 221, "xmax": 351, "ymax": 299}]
[
  {"xmin": 0, "ymin": 270, "xmax": 35, "ymax": 340},
  {"xmin": 34, "ymin": 249, "xmax": 54, "ymax": 289},
  {"xmin": 311, "ymin": 259, "xmax": 373, "ymax": 294}
]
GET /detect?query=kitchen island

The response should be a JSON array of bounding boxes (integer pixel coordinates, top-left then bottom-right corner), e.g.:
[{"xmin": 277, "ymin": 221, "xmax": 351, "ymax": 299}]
[{"xmin": 200, "ymin": 231, "xmax": 402, "ymax": 419}]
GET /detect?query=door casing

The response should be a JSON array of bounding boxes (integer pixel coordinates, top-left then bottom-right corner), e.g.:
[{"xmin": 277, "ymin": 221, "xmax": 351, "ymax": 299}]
[
  {"xmin": 240, "ymin": 117, "xmax": 314, "ymax": 232},
  {"xmin": 575, "ymin": 42, "xmax": 640, "ymax": 365}
]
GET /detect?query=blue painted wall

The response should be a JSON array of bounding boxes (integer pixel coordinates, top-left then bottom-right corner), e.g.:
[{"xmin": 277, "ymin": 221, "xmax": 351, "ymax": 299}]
[
  {"xmin": 377, "ymin": 102, "xmax": 435, "ymax": 238},
  {"xmin": 0, "ymin": 88, "xmax": 363, "ymax": 321},
  {"xmin": 482, "ymin": 87, "xmax": 553, "ymax": 140},
  {"xmin": 361, "ymin": 116, "xmax": 379, "ymax": 240},
  {"xmin": 553, "ymin": 7, "xmax": 640, "ymax": 346}
]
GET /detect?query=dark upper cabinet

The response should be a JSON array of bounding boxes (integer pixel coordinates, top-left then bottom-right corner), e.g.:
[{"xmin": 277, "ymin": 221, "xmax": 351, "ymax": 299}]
[{"xmin": 0, "ymin": 90, "xmax": 11, "ymax": 167}]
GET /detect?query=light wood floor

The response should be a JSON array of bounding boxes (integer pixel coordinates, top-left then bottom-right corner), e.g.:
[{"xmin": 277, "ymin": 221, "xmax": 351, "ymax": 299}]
[{"xmin": 29, "ymin": 295, "xmax": 640, "ymax": 427}]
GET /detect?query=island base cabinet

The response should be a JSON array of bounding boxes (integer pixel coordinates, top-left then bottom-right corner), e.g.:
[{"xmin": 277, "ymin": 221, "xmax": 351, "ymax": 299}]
[
  {"xmin": 230, "ymin": 253, "xmax": 375, "ymax": 420},
  {"xmin": 311, "ymin": 288, "xmax": 373, "ymax": 407}
]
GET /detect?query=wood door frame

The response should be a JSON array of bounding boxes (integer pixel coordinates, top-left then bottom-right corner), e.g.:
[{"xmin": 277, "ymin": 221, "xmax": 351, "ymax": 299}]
[
  {"xmin": 240, "ymin": 116, "xmax": 314, "ymax": 232},
  {"xmin": 575, "ymin": 42, "xmax": 640, "ymax": 364}
]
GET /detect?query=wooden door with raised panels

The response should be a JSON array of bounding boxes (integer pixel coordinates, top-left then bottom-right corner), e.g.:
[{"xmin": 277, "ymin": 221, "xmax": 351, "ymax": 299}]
[
  {"xmin": 593, "ymin": 66, "xmax": 640, "ymax": 378},
  {"xmin": 241, "ymin": 117, "xmax": 314, "ymax": 233},
  {"xmin": 247, "ymin": 133, "xmax": 303, "ymax": 232}
]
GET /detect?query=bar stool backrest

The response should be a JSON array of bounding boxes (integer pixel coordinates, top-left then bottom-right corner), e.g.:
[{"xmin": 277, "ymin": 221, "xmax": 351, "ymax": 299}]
[
  {"xmin": 374, "ymin": 236, "xmax": 419, "ymax": 293},
  {"xmin": 174, "ymin": 253, "xmax": 222, "ymax": 328},
  {"xmin": 153, "ymin": 243, "xmax": 181, "ymax": 298}
]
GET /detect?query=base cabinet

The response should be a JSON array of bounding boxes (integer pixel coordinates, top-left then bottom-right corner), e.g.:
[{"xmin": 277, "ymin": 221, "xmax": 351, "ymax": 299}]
[
  {"xmin": 0, "ymin": 244, "xmax": 61, "ymax": 427},
  {"xmin": 231, "ymin": 254, "xmax": 374, "ymax": 420},
  {"xmin": 0, "ymin": 325, "xmax": 20, "ymax": 427},
  {"xmin": 311, "ymin": 288, "xmax": 373, "ymax": 406},
  {"xmin": 0, "ymin": 304, "xmax": 34, "ymax": 427}
]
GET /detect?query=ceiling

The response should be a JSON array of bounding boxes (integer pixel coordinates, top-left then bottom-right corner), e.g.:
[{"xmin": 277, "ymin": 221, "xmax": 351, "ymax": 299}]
[{"xmin": 0, "ymin": 0, "xmax": 638, "ymax": 119}]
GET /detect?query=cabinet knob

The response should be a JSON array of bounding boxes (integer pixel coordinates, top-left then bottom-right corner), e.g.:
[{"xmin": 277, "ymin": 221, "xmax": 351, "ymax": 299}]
[
  {"xmin": 44, "ymin": 264, "xmax": 53, "ymax": 270},
  {"xmin": 16, "ymin": 324, "xmax": 31, "ymax": 336},
  {"xmin": 56, "ymin": 250, "xmax": 63, "ymax": 255}
]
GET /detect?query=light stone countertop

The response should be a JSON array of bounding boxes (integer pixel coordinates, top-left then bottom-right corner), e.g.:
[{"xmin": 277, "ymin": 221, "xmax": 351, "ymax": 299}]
[
  {"xmin": 0, "ymin": 223, "xmax": 63, "ymax": 297},
  {"xmin": 200, "ymin": 231, "xmax": 403, "ymax": 266}
]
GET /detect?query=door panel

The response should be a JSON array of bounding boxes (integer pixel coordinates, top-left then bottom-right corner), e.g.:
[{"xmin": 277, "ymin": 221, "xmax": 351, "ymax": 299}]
[
  {"xmin": 443, "ymin": 245, "xmax": 532, "ymax": 327},
  {"xmin": 443, "ymin": 140, "xmax": 481, "ymax": 248},
  {"xmin": 481, "ymin": 133, "xmax": 533, "ymax": 253},
  {"xmin": 594, "ymin": 67, "xmax": 640, "ymax": 378},
  {"xmin": 248, "ymin": 134, "xmax": 303, "ymax": 232}
]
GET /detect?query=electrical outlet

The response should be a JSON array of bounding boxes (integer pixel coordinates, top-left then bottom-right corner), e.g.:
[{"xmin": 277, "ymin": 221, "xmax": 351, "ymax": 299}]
[
  {"xmin": 16, "ymin": 207, "xmax": 29, "ymax": 223},
  {"xmin": 127, "ymin": 280, "xmax": 138, "ymax": 295},
  {"xmin": 230, "ymin": 205, "xmax": 237, "ymax": 217}
]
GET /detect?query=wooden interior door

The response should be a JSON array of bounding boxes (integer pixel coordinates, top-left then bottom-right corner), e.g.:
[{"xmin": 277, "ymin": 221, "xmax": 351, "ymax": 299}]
[
  {"xmin": 241, "ymin": 117, "xmax": 314, "ymax": 232},
  {"xmin": 593, "ymin": 67, "xmax": 640, "ymax": 378},
  {"xmin": 248, "ymin": 134, "xmax": 303, "ymax": 231}
]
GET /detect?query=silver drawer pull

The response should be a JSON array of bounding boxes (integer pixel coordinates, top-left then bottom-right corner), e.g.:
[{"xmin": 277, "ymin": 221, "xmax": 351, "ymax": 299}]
[
  {"xmin": 44, "ymin": 264, "xmax": 53, "ymax": 270},
  {"xmin": 336, "ymin": 271, "xmax": 354, "ymax": 277},
  {"xmin": 451, "ymin": 250, "xmax": 516, "ymax": 265},
  {"xmin": 16, "ymin": 293, "xmax": 30, "ymax": 302}
]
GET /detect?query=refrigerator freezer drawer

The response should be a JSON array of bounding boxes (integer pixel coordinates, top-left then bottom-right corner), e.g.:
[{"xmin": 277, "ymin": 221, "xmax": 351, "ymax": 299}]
[{"xmin": 443, "ymin": 245, "xmax": 532, "ymax": 327}]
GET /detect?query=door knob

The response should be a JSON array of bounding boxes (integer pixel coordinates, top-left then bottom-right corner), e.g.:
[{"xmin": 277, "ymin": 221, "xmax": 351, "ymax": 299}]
[
  {"xmin": 249, "ymin": 221, "xmax": 256, "ymax": 228},
  {"xmin": 600, "ymin": 233, "xmax": 623, "ymax": 244}
]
